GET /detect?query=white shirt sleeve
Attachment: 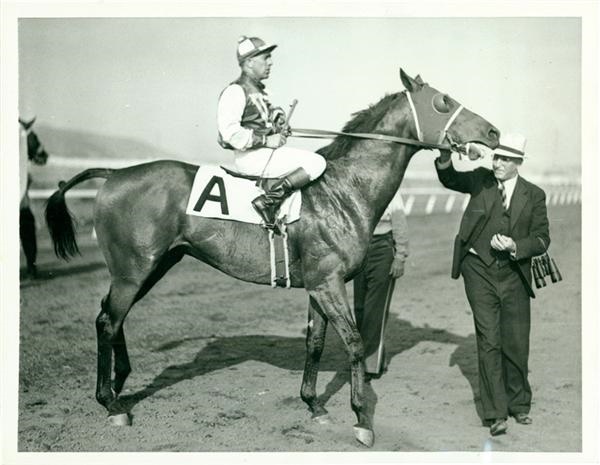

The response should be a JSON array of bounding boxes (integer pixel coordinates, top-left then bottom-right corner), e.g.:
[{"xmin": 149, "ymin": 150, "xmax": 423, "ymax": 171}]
[
  {"xmin": 388, "ymin": 191, "xmax": 409, "ymax": 259},
  {"xmin": 217, "ymin": 84, "xmax": 254, "ymax": 150}
]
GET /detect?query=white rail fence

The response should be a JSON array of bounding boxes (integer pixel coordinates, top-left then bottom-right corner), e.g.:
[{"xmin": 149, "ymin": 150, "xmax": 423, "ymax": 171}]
[{"xmin": 29, "ymin": 186, "xmax": 581, "ymax": 216}]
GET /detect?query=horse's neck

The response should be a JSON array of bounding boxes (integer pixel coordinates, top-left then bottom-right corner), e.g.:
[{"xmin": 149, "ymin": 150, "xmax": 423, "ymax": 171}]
[
  {"xmin": 319, "ymin": 114, "xmax": 417, "ymax": 233},
  {"xmin": 332, "ymin": 147, "xmax": 413, "ymax": 222}
]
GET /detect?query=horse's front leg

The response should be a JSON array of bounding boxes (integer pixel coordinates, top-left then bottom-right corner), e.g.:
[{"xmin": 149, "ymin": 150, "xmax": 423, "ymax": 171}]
[
  {"xmin": 300, "ymin": 296, "xmax": 329, "ymax": 422},
  {"xmin": 308, "ymin": 277, "xmax": 373, "ymax": 447}
]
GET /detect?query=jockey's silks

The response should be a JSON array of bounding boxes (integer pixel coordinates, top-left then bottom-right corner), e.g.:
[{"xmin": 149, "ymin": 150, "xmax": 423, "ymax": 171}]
[{"xmin": 218, "ymin": 74, "xmax": 277, "ymax": 150}]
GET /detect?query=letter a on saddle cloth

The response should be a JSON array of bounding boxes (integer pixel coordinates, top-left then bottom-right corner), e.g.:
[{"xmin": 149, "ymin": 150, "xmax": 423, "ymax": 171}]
[{"xmin": 185, "ymin": 166, "xmax": 302, "ymax": 224}]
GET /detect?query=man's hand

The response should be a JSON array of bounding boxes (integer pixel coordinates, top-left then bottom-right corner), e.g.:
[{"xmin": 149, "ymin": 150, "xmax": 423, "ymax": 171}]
[
  {"xmin": 265, "ymin": 133, "xmax": 287, "ymax": 148},
  {"xmin": 389, "ymin": 258, "xmax": 406, "ymax": 278},
  {"xmin": 491, "ymin": 234, "xmax": 516, "ymax": 254},
  {"xmin": 271, "ymin": 107, "xmax": 287, "ymax": 131}
]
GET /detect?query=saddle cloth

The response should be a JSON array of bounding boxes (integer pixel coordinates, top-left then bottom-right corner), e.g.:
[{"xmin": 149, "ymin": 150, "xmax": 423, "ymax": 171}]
[{"xmin": 185, "ymin": 165, "xmax": 302, "ymax": 224}]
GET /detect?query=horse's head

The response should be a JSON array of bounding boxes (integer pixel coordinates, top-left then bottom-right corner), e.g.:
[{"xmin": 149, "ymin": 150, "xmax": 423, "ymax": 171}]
[
  {"xmin": 19, "ymin": 117, "xmax": 49, "ymax": 165},
  {"xmin": 399, "ymin": 68, "xmax": 500, "ymax": 158}
]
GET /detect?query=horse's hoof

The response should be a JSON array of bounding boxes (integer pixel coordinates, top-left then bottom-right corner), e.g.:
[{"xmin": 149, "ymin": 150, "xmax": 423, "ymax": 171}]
[
  {"xmin": 312, "ymin": 414, "xmax": 332, "ymax": 425},
  {"xmin": 353, "ymin": 426, "xmax": 374, "ymax": 447},
  {"xmin": 108, "ymin": 413, "xmax": 131, "ymax": 426}
]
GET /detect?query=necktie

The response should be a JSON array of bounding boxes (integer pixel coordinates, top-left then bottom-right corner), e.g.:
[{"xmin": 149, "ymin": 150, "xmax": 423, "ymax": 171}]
[{"xmin": 498, "ymin": 181, "xmax": 508, "ymax": 210}]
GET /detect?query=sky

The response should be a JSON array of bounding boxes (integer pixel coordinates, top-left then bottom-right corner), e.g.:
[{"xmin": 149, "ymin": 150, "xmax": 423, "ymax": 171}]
[{"xmin": 15, "ymin": 12, "xmax": 583, "ymax": 178}]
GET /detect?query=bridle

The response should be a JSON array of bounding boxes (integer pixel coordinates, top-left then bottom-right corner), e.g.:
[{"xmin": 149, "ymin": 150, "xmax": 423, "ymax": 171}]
[{"xmin": 291, "ymin": 90, "xmax": 481, "ymax": 156}]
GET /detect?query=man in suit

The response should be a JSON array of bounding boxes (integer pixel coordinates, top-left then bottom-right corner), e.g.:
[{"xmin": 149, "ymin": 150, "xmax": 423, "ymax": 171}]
[
  {"xmin": 435, "ymin": 133, "xmax": 550, "ymax": 436},
  {"xmin": 354, "ymin": 189, "xmax": 409, "ymax": 380}
]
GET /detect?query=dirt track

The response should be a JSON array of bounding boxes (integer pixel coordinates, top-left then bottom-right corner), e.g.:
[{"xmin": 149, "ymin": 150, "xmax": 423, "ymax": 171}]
[{"xmin": 17, "ymin": 205, "xmax": 581, "ymax": 452}]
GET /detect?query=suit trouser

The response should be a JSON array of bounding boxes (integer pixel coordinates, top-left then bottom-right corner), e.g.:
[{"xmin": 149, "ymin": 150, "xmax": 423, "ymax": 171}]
[
  {"xmin": 460, "ymin": 253, "xmax": 532, "ymax": 420},
  {"xmin": 353, "ymin": 232, "xmax": 396, "ymax": 374}
]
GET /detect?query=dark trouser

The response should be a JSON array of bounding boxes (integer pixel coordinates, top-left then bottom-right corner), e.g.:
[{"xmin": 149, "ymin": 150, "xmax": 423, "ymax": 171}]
[
  {"xmin": 20, "ymin": 206, "xmax": 37, "ymax": 272},
  {"xmin": 353, "ymin": 232, "xmax": 396, "ymax": 374},
  {"xmin": 460, "ymin": 253, "xmax": 532, "ymax": 421}
]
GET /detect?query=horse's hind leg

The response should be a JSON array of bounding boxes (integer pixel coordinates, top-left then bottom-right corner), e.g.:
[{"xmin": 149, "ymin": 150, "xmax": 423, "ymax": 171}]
[
  {"xmin": 95, "ymin": 280, "xmax": 140, "ymax": 424},
  {"xmin": 300, "ymin": 297, "xmax": 330, "ymax": 422},
  {"xmin": 111, "ymin": 325, "xmax": 131, "ymax": 397},
  {"xmin": 111, "ymin": 248, "xmax": 185, "ymax": 398},
  {"xmin": 96, "ymin": 247, "xmax": 185, "ymax": 424}
]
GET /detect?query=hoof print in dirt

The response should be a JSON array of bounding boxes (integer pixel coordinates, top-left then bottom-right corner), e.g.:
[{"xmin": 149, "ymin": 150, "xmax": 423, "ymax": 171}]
[{"xmin": 282, "ymin": 424, "xmax": 315, "ymax": 444}]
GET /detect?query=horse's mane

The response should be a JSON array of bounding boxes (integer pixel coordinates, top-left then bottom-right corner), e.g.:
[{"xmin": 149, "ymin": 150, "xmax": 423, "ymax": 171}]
[{"xmin": 316, "ymin": 92, "xmax": 403, "ymax": 160}]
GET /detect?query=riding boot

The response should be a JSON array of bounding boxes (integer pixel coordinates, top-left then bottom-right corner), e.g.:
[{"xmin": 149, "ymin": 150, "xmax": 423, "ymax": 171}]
[{"xmin": 252, "ymin": 167, "xmax": 312, "ymax": 229}]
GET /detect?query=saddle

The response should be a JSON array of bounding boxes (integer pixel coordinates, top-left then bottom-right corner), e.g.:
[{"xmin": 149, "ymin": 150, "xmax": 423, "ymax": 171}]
[{"xmin": 185, "ymin": 165, "xmax": 299, "ymax": 288}]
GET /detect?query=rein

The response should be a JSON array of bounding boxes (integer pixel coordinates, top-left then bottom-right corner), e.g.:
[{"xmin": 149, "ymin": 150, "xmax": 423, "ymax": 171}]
[
  {"xmin": 290, "ymin": 127, "xmax": 454, "ymax": 151},
  {"xmin": 287, "ymin": 86, "xmax": 508, "ymax": 158},
  {"xmin": 290, "ymin": 90, "xmax": 465, "ymax": 153}
]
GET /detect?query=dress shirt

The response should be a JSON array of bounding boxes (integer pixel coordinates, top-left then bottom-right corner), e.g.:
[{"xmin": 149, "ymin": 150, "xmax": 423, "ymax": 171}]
[{"xmin": 499, "ymin": 174, "xmax": 518, "ymax": 209}]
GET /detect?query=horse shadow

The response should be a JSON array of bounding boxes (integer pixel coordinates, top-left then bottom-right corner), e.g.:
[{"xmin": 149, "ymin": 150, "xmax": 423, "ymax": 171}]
[{"xmin": 119, "ymin": 317, "xmax": 483, "ymax": 422}]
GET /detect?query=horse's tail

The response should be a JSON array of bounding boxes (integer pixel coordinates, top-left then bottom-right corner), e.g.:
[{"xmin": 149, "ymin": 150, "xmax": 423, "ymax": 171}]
[{"xmin": 45, "ymin": 168, "xmax": 115, "ymax": 260}]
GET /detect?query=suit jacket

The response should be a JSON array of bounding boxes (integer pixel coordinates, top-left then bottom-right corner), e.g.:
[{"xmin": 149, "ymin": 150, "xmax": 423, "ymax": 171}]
[{"xmin": 436, "ymin": 162, "xmax": 550, "ymax": 298}]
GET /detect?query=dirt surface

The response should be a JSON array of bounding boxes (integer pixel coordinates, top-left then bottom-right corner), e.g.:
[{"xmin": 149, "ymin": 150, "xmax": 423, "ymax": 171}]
[{"xmin": 15, "ymin": 205, "xmax": 581, "ymax": 453}]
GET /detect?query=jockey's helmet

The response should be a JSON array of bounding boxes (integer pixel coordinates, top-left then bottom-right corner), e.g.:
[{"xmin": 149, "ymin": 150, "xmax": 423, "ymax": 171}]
[{"xmin": 237, "ymin": 36, "xmax": 277, "ymax": 63}]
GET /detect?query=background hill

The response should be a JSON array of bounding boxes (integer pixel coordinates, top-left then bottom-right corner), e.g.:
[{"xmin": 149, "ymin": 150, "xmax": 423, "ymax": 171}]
[{"xmin": 30, "ymin": 125, "xmax": 182, "ymax": 189}]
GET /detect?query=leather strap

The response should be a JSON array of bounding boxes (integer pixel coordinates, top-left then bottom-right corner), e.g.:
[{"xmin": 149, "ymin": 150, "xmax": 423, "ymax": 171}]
[
  {"xmin": 291, "ymin": 127, "xmax": 511, "ymax": 155},
  {"xmin": 291, "ymin": 127, "xmax": 454, "ymax": 150}
]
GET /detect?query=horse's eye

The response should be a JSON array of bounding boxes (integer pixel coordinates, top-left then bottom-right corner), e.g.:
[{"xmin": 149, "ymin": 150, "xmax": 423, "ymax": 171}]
[{"xmin": 432, "ymin": 93, "xmax": 451, "ymax": 113}]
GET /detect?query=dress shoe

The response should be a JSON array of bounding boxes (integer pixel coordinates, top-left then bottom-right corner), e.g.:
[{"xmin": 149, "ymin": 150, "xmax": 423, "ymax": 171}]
[
  {"xmin": 490, "ymin": 418, "xmax": 508, "ymax": 436},
  {"xmin": 512, "ymin": 413, "xmax": 532, "ymax": 425}
]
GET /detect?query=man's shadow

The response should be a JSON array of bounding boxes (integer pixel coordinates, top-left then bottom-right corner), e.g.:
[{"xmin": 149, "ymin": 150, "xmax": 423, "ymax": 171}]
[{"xmin": 118, "ymin": 317, "xmax": 483, "ymax": 423}]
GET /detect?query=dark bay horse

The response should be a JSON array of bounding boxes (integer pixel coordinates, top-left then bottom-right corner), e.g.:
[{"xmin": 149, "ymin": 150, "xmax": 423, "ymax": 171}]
[{"xmin": 45, "ymin": 69, "xmax": 499, "ymax": 446}]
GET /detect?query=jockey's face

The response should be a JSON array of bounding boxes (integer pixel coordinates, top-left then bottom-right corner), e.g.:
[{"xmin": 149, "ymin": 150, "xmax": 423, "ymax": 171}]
[
  {"xmin": 493, "ymin": 154, "xmax": 521, "ymax": 181},
  {"xmin": 246, "ymin": 52, "xmax": 272, "ymax": 81}
]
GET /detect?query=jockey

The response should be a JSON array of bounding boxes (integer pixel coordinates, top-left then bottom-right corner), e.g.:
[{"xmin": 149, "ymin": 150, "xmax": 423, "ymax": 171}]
[{"xmin": 217, "ymin": 35, "xmax": 326, "ymax": 229}]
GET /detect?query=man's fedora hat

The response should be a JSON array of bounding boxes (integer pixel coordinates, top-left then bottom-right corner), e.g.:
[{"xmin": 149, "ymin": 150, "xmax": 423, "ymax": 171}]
[
  {"xmin": 237, "ymin": 36, "xmax": 277, "ymax": 63},
  {"xmin": 495, "ymin": 133, "xmax": 527, "ymax": 159}
]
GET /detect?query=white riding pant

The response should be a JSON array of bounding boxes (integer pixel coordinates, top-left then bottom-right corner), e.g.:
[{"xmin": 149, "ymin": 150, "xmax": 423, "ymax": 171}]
[{"xmin": 233, "ymin": 146, "xmax": 326, "ymax": 180}]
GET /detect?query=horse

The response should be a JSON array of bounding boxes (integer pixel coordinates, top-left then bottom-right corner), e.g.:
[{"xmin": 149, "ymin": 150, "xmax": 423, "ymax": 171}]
[
  {"xmin": 20, "ymin": 117, "xmax": 49, "ymax": 278},
  {"xmin": 45, "ymin": 69, "xmax": 499, "ymax": 447}
]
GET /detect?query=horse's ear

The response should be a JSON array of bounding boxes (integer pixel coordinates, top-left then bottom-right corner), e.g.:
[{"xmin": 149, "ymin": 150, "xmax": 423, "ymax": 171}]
[
  {"xmin": 399, "ymin": 68, "xmax": 420, "ymax": 92},
  {"xmin": 19, "ymin": 117, "xmax": 36, "ymax": 129},
  {"xmin": 415, "ymin": 74, "xmax": 424, "ymax": 84}
]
